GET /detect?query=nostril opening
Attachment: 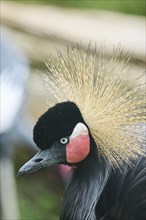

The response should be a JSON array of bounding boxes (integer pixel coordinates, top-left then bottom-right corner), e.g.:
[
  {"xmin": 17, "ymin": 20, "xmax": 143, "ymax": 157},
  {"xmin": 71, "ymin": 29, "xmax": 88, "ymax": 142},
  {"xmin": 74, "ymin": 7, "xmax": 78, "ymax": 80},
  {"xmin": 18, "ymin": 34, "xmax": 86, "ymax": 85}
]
[{"xmin": 35, "ymin": 158, "xmax": 43, "ymax": 163}]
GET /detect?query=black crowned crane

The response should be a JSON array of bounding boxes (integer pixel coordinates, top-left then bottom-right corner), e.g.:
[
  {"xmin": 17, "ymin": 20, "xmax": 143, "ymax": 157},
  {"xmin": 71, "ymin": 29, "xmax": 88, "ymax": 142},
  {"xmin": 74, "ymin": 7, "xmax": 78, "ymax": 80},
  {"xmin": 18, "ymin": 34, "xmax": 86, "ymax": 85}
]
[{"xmin": 18, "ymin": 46, "xmax": 146, "ymax": 220}]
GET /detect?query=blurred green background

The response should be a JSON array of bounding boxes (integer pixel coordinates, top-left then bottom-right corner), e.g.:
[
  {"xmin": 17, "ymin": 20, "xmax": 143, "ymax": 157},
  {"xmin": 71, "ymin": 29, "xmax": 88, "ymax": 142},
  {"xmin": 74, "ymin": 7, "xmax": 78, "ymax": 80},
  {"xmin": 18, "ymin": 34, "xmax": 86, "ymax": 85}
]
[{"xmin": 15, "ymin": 0, "xmax": 146, "ymax": 16}]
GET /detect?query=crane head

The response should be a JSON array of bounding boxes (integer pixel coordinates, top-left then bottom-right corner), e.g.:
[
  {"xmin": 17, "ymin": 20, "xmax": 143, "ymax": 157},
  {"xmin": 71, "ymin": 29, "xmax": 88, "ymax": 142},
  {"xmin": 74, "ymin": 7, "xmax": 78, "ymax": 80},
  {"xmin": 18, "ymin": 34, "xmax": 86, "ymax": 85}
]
[
  {"xmin": 17, "ymin": 45, "xmax": 145, "ymax": 175},
  {"xmin": 17, "ymin": 101, "xmax": 91, "ymax": 176}
]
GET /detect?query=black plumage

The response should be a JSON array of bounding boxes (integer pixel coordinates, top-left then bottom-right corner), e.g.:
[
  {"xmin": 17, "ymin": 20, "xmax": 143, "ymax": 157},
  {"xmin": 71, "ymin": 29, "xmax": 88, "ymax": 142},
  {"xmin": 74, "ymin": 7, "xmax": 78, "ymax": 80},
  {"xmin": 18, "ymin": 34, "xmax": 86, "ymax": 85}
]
[
  {"xmin": 96, "ymin": 156, "xmax": 146, "ymax": 220},
  {"xmin": 33, "ymin": 102, "xmax": 85, "ymax": 150}
]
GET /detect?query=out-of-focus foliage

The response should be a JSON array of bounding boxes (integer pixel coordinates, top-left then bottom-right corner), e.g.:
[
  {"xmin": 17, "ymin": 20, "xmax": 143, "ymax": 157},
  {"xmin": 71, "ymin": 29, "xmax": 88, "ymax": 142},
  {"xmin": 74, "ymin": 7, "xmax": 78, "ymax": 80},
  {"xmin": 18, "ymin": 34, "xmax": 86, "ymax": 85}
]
[
  {"xmin": 15, "ymin": 0, "xmax": 145, "ymax": 16},
  {"xmin": 19, "ymin": 184, "xmax": 59, "ymax": 220}
]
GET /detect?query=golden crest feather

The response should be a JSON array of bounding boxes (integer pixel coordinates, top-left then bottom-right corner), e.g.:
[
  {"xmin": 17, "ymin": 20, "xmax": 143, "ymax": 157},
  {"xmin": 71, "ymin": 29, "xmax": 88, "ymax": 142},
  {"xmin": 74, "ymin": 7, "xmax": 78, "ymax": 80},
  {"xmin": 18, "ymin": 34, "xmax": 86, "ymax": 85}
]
[{"xmin": 42, "ymin": 45, "xmax": 146, "ymax": 168}]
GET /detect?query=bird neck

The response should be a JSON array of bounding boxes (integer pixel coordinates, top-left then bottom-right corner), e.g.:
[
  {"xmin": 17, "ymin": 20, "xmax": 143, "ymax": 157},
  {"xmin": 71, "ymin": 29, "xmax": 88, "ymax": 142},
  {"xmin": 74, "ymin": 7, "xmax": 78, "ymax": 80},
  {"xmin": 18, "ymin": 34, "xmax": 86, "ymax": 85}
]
[{"xmin": 60, "ymin": 151, "xmax": 110, "ymax": 220}]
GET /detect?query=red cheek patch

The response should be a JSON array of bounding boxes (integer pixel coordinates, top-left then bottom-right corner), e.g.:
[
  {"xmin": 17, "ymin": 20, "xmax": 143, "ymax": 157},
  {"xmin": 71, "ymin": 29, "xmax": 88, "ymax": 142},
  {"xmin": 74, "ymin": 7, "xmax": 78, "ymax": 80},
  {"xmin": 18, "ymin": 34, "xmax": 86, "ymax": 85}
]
[{"xmin": 66, "ymin": 135, "xmax": 90, "ymax": 163}]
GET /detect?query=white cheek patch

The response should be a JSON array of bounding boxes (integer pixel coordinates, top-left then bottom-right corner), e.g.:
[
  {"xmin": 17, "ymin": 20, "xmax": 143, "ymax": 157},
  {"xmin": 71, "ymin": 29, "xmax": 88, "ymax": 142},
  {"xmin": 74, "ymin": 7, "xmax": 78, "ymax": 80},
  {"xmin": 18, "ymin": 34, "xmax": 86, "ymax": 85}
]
[
  {"xmin": 70, "ymin": 122, "xmax": 89, "ymax": 139},
  {"xmin": 66, "ymin": 122, "xmax": 90, "ymax": 163}
]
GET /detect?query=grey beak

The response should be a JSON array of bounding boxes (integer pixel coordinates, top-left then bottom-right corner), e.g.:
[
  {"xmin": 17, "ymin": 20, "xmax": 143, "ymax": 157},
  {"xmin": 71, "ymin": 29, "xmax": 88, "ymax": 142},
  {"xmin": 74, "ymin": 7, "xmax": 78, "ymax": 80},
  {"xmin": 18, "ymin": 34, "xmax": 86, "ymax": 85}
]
[{"xmin": 17, "ymin": 148, "xmax": 60, "ymax": 176}]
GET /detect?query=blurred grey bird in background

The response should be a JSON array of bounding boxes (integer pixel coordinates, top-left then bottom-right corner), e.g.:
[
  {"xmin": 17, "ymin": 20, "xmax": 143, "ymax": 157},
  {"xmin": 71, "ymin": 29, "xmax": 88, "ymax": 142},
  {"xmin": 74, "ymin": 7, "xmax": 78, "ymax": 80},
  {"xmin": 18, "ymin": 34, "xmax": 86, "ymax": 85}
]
[{"xmin": 0, "ymin": 29, "xmax": 35, "ymax": 220}]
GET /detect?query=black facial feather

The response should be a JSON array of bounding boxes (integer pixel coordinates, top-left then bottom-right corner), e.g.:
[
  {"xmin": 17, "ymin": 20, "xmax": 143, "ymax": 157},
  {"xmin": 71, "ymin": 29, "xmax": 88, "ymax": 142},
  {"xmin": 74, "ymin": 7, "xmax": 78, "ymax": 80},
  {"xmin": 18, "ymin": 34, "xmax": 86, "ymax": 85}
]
[{"xmin": 33, "ymin": 101, "xmax": 85, "ymax": 150}]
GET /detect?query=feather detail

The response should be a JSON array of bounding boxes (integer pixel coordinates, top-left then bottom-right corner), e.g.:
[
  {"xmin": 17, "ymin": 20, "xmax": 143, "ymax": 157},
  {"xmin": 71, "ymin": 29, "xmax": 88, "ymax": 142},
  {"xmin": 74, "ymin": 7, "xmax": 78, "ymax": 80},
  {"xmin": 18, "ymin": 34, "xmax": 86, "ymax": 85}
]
[{"xmin": 42, "ymin": 45, "xmax": 146, "ymax": 168}]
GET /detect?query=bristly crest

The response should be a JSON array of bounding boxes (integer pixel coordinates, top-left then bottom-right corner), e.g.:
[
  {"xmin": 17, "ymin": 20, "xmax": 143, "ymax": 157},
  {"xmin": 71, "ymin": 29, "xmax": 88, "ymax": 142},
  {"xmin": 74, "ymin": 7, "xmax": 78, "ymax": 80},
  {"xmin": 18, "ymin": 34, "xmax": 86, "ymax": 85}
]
[{"xmin": 42, "ymin": 45, "xmax": 146, "ymax": 168}]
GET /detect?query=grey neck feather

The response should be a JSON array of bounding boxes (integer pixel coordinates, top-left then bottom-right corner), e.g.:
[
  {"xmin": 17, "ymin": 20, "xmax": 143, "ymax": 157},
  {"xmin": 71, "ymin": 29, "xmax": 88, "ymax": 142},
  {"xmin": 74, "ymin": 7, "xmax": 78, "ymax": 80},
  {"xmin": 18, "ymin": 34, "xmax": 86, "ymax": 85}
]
[{"xmin": 60, "ymin": 158, "xmax": 110, "ymax": 220}]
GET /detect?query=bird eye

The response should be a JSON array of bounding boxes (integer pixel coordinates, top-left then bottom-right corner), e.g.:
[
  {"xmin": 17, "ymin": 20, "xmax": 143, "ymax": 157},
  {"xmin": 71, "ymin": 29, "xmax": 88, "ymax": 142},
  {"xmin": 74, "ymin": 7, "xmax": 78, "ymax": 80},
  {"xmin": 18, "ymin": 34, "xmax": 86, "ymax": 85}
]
[{"xmin": 60, "ymin": 138, "xmax": 69, "ymax": 144}]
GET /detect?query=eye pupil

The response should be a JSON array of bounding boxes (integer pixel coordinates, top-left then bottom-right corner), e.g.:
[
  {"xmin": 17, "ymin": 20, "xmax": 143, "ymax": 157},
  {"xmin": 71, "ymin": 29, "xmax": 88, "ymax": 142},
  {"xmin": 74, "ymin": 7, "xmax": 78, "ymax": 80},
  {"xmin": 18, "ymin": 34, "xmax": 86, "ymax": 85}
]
[{"xmin": 60, "ymin": 138, "xmax": 68, "ymax": 144}]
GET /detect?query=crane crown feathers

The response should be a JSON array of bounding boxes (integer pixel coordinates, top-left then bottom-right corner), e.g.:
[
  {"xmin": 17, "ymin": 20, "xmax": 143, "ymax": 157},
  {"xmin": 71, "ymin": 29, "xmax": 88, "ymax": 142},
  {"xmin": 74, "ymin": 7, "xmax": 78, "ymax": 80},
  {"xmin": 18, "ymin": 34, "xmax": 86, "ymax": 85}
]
[{"xmin": 42, "ymin": 44, "xmax": 146, "ymax": 168}]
